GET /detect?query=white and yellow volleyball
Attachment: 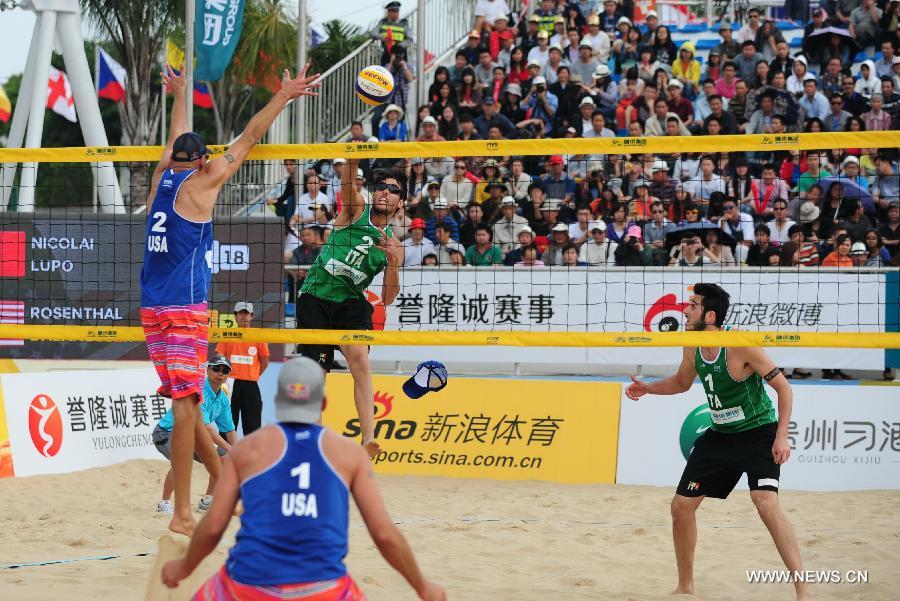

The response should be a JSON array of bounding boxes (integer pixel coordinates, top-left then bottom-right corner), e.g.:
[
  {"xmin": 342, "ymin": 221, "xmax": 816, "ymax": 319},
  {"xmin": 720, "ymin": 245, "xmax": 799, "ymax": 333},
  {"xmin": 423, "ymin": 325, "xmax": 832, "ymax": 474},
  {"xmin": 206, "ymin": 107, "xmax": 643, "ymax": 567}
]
[{"xmin": 355, "ymin": 65, "xmax": 394, "ymax": 106}]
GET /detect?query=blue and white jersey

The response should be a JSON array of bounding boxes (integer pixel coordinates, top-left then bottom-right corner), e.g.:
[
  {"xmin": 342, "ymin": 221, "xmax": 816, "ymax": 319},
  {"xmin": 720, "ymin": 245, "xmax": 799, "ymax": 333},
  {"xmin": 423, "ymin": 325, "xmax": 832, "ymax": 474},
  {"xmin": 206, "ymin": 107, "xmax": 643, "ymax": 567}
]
[
  {"xmin": 140, "ymin": 168, "xmax": 213, "ymax": 307},
  {"xmin": 227, "ymin": 423, "xmax": 350, "ymax": 585}
]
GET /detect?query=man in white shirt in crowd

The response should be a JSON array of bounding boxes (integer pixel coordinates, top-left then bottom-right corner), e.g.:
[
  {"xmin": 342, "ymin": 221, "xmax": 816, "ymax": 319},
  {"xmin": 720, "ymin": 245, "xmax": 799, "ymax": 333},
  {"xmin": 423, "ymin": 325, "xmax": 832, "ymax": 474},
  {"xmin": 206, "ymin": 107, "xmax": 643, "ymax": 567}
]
[
  {"xmin": 682, "ymin": 155, "xmax": 726, "ymax": 209},
  {"xmin": 474, "ymin": 0, "xmax": 510, "ymax": 32},
  {"xmin": 493, "ymin": 196, "xmax": 530, "ymax": 255},
  {"xmin": 579, "ymin": 221, "xmax": 618, "ymax": 265},
  {"xmin": 441, "ymin": 159, "xmax": 474, "ymax": 207},
  {"xmin": 528, "ymin": 30, "xmax": 551, "ymax": 69},
  {"xmin": 719, "ymin": 199, "xmax": 754, "ymax": 263},
  {"xmin": 568, "ymin": 207, "xmax": 593, "ymax": 245},
  {"xmin": 768, "ymin": 199, "xmax": 796, "ymax": 247},
  {"xmin": 434, "ymin": 223, "xmax": 466, "ymax": 265},
  {"xmin": 403, "ymin": 218, "xmax": 436, "ymax": 266},
  {"xmin": 584, "ymin": 14, "xmax": 611, "ymax": 61}
]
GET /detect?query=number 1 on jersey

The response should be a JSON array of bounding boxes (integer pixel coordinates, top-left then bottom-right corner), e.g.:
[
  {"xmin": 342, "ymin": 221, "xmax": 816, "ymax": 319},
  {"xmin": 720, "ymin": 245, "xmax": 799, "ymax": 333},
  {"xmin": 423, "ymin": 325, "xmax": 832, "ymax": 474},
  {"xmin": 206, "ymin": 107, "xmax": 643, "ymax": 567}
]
[{"xmin": 291, "ymin": 462, "xmax": 311, "ymax": 490}]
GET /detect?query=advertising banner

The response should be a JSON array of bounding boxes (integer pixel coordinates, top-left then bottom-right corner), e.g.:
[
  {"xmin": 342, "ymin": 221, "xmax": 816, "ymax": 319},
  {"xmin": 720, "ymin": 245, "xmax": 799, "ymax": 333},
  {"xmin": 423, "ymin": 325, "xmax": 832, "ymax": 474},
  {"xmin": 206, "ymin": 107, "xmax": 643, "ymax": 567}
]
[
  {"xmin": 0, "ymin": 368, "xmax": 168, "ymax": 477},
  {"xmin": 0, "ymin": 213, "xmax": 284, "ymax": 360},
  {"xmin": 194, "ymin": 0, "xmax": 246, "ymax": 81},
  {"xmin": 368, "ymin": 268, "xmax": 887, "ymax": 370},
  {"xmin": 616, "ymin": 384, "xmax": 900, "ymax": 491},
  {"xmin": 321, "ymin": 373, "xmax": 621, "ymax": 484}
]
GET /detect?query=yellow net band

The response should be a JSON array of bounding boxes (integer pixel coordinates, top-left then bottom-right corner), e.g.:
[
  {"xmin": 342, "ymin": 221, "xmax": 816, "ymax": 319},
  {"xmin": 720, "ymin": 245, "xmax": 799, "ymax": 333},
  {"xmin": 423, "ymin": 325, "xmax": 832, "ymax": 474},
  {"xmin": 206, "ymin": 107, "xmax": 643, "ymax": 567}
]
[
  {"xmin": 1, "ymin": 131, "xmax": 898, "ymax": 163},
  {"xmin": 1, "ymin": 325, "xmax": 898, "ymax": 348}
]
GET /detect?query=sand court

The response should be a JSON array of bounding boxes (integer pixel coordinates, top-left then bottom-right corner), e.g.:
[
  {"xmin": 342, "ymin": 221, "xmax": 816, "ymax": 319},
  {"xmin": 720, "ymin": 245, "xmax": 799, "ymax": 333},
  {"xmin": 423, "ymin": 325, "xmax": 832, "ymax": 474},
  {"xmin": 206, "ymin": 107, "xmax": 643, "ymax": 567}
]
[{"xmin": 0, "ymin": 459, "xmax": 898, "ymax": 601}]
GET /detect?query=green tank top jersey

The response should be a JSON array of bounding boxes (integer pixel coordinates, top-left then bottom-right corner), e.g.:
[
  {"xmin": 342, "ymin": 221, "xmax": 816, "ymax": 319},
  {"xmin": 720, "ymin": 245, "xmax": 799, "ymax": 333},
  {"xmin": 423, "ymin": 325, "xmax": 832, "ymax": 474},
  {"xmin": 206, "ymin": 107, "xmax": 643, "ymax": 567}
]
[
  {"xmin": 694, "ymin": 346, "xmax": 777, "ymax": 433},
  {"xmin": 301, "ymin": 206, "xmax": 392, "ymax": 303}
]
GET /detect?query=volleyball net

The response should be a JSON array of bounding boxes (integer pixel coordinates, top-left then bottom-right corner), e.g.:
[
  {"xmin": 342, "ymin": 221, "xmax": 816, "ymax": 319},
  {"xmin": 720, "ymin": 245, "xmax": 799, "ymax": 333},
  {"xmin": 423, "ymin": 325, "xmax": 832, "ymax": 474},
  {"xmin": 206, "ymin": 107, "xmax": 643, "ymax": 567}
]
[{"xmin": 1, "ymin": 131, "xmax": 899, "ymax": 360}]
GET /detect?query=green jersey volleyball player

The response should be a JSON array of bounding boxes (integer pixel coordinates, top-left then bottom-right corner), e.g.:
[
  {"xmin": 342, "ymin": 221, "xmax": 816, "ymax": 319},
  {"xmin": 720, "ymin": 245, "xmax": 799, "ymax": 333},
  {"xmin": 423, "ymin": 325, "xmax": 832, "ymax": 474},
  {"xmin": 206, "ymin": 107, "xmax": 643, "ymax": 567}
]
[
  {"xmin": 296, "ymin": 158, "xmax": 405, "ymax": 458},
  {"xmin": 626, "ymin": 283, "xmax": 811, "ymax": 601}
]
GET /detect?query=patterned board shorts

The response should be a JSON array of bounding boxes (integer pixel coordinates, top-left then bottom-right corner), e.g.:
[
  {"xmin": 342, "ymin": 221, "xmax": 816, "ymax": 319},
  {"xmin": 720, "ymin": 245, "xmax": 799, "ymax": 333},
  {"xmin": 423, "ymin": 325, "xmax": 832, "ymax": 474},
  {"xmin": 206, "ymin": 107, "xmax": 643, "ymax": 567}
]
[
  {"xmin": 140, "ymin": 304, "xmax": 208, "ymax": 400},
  {"xmin": 193, "ymin": 567, "xmax": 366, "ymax": 601}
]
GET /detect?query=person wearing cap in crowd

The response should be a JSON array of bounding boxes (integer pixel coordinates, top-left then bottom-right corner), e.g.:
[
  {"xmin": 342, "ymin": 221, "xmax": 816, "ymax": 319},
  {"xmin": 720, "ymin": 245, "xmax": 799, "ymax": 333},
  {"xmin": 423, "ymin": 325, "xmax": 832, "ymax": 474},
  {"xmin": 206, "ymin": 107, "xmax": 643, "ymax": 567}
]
[
  {"xmin": 579, "ymin": 220, "xmax": 618, "ymax": 265},
  {"xmin": 640, "ymin": 10, "xmax": 659, "ymax": 45},
  {"xmin": 501, "ymin": 81, "xmax": 529, "ymax": 124},
  {"xmin": 215, "ymin": 303, "xmax": 270, "ymax": 437},
  {"xmin": 518, "ymin": 14, "xmax": 541, "ymax": 56},
  {"xmin": 571, "ymin": 39, "xmax": 599, "ymax": 85},
  {"xmin": 540, "ymin": 155, "xmax": 576, "ymax": 212},
  {"xmin": 371, "ymin": 1, "xmax": 414, "ymax": 63},
  {"xmin": 378, "ymin": 103, "xmax": 408, "ymax": 142},
  {"xmin": 153, "ymin": 355, "xmax": 237, "ymax": 517},
  {"xmin": 162, "ymin": 357, "xmax": 446, "ymax": 601},
  {"xmin": 542, "ymin": 223, "xmax": 572, "ymax": 265},
  {"xmin": 648, "ymin": 158, "xmax": 678, "ymax": 207},
  {"xmin": 416, "ymin": 115, "xmax": 446, "ymax": 143},
  {"xmin": 474, "ymin": 95, "xmax": 517, "ymax": 138},
  {"xmin": 550, "ymin": 15, "xmax": 569, "ymax": 48},
  {"xmin": 424, "ymin": 196, "xmax": 460, "ymax": 243},
  {"xmin": 713, "ymin": 21, "xmax": 739, "ymax": 60},
  {"xmin": 799, "ymin": 74, "xmax": 830, "ymax": 122},
  {"xmin": 584, "ymin": 13, "xmax": 612, "ymax": 61},
  {"xmin": 474, "ymin": 0, "xmax": 511, "ymax": 33},
  {"xmin": 141, "ymin": 63, "xmax": 319, "ymax": 537},
  {"xmin": 543, "ymin": 44, "xmax": 567, "ymax": 85},
  {"xmin": 496, "ymin": 24, "xmax": 517, "ymax": 67},
  {"xmin": 528, "ymin": 29, "xmax": 552, "ymax": 68},
  {"xmin": 848, "ymin": 240, "xmax": 870, "ymax": 266},
  {"xmin": 522, "ymin": 74, "xmax": 559, "ymax": 135},
  {"xmin": 665, "ymin": 78, "xmax": 695, "ymax": 129},
  {"xmin": 576, "ymin": 96, "xmax": 598, "ymax": 133},
  {"xmin": 613, "ymin": 224, "xmax": 645, "ymax": 266},
  {"xmin": 586, "ymin": 63, "xmax": 618, "ymax": 122},
  {"xmin": 465, "ymin": 224, "xmax": 504, "ymax": 265},
  {"xmin": 493, "ymin": 196, "xmax": 531, "ymax": 255},
  {"xmin": 402, "ymin": 218, "xmax": 437, "ymax": 266},
  {"xmin": 503, "ymin": 225, "xmax": 542, "ymax": 265}
]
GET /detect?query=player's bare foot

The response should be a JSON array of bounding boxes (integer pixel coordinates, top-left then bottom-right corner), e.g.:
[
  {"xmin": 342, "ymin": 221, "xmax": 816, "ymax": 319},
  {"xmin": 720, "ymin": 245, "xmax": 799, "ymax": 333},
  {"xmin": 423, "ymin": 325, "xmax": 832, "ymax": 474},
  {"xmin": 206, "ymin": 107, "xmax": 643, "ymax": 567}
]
[
  {"xmin": 363, "ymin": 438, "xmax": 381, "ymax": 458},
  {"xmin": 671, "ymin": 584, "xmax": 694, "ymax": 595},
  {"xmin": 168, "ymin": 514, "xmax": 196, "ymax": 537}
]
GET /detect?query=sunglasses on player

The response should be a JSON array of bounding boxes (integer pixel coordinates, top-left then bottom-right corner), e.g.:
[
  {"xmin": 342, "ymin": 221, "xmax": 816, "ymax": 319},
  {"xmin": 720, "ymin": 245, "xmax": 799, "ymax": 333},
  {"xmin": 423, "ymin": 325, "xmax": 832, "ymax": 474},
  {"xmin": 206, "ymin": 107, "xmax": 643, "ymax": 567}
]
[
  {"xmin": 375, "ymin": 182, "xmax": 402, "ymax": 194},
  {"xmin": 210, "ymin": 365, "xmax": 231, "ymax": 375}
]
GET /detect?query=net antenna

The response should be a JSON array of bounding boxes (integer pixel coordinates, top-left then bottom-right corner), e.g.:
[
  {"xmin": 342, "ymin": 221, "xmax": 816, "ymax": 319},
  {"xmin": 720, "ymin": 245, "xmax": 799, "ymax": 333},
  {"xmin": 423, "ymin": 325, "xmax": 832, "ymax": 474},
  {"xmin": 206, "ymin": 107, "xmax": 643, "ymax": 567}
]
[{"xmin": 0, "ymin": 0, "xmax": 125, "ymax": 213}]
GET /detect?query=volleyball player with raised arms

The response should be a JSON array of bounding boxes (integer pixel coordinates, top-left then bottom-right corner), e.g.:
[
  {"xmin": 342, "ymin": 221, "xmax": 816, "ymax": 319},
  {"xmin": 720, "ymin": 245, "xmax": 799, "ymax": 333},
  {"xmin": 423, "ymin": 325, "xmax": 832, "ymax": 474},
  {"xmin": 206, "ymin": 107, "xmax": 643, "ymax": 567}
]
[
  {"xmin": 296, "ymin": 158, "xmax": 406, "ymax": 457},
  {"xmin": 140, "ymin": 64, "xmax": 319, "ymax": 536}
]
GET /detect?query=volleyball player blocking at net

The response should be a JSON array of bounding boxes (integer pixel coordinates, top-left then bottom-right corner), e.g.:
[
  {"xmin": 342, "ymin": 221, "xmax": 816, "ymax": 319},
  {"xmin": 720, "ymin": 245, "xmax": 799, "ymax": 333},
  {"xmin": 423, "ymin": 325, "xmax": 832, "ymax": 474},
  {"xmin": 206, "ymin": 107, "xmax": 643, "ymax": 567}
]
[
  {"xmin": 296, "ymin": 159, "xmax": 405, "ymax": 457},
  {"xmin": 625, "ymin": 283, "xmax": 811, "ymax": 601},
  {"xmin": 140, "ymin": 64, "xmax": 320, "ymax": 536}
]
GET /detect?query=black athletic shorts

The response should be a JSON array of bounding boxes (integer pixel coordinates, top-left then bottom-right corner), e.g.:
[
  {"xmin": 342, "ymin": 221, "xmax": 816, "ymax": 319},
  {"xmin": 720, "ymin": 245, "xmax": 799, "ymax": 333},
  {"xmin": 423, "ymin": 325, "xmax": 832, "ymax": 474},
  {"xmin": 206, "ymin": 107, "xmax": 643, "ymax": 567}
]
[
  {"xmin": 295, "ymin": 292, "xmax": 373, "ymax": 372},
  {"xmin": 676, "ymin": 422, "xmax": 780, "ymax": 499}
]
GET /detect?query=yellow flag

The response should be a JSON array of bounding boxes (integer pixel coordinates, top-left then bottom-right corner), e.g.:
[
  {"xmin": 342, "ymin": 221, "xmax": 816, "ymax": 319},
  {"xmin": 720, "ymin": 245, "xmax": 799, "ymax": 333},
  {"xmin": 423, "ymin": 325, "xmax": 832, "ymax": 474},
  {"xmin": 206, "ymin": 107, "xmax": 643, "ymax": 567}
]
[
  {"xmin": 0, "ymin": 83, "xmax": 10, "ymax": 122},
  {"xmin": 166, "ymin": 41, "xmax": 185, "ymax": 70}
]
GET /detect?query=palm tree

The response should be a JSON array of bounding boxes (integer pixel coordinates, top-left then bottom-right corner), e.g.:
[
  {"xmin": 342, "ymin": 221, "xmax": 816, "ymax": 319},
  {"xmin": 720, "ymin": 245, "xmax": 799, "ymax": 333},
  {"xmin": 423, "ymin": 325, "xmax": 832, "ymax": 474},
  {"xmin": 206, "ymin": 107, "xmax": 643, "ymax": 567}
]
[
  {"xmin": 309, "ymin": 20, "xmax": 369, "ymax": 75},
  {"xmin": 80, "ymin": 0, "xmax": 179, "ymax": 204}
]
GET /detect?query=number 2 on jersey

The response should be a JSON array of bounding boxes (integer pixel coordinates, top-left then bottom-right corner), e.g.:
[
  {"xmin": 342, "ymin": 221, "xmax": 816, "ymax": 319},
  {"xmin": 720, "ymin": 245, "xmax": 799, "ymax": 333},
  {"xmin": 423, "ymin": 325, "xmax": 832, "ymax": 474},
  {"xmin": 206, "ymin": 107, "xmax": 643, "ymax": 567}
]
[{"xmin": 151, "ymin": 211, "xmax": 167, "ymax": 232}]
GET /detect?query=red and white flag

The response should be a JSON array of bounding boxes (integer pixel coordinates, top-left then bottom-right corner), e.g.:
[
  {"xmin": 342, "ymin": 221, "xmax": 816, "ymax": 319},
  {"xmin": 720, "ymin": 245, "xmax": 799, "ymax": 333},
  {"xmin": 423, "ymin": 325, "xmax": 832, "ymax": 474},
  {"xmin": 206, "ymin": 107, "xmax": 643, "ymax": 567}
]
[
  {"xmin": 47, "ymin": 67, "xmax": 77, "ymax": 123},
  {"xmin": 0, "ymin": 300, "xmax": 24, "ymax": 347}
]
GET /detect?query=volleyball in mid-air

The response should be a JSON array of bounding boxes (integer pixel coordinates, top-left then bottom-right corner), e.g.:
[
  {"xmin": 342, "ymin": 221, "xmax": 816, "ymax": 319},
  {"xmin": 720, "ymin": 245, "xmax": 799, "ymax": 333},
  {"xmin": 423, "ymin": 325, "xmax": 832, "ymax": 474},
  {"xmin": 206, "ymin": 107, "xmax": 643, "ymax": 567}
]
[{"xmin": 355, "ymin": 65, "xmax": 394, "ymax": 106}]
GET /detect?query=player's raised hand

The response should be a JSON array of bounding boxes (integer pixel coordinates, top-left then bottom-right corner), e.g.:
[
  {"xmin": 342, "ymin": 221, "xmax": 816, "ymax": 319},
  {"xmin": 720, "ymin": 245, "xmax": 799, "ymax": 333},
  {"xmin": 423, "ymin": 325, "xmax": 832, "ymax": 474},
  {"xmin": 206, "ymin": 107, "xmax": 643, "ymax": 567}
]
[
  {"xmin": 376, "ymin": 233, "xmax": 404, "ymax": 266},
  {"xmin": 162, "ymin": 64, "xmax": 186, "ymax": 95},
  {"xmin": 281, "ymin": 63, "xmax": 321, "ymax": 99},
  {"xmin": 625, "ymin": 375, "xmax": 649, "ymax": 401}
]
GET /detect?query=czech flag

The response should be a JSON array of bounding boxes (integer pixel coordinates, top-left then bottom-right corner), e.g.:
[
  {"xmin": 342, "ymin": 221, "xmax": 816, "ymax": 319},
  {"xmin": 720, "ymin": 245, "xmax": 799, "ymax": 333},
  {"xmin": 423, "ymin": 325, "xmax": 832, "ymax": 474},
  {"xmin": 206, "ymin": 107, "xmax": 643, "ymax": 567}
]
[
  {"xmin": 97, "ymin": 47, "xmax": 126, "ymax": 102},
  {"xmin": 193, "ymin": 81, "xmax": 213, "ymax": 109},
  {"xmin": 0, "ymin": 83, "xmax": 10, "ymax": 123}
]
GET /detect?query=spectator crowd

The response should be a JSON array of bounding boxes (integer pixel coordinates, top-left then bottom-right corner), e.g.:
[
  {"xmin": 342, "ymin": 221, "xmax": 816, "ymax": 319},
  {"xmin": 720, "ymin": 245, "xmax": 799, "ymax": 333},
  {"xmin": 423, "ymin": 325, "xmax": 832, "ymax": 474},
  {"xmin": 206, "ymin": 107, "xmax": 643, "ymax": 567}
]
[{"xmin": 274, "ymin": 0, "xmax": 900, "ymax": 273}]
